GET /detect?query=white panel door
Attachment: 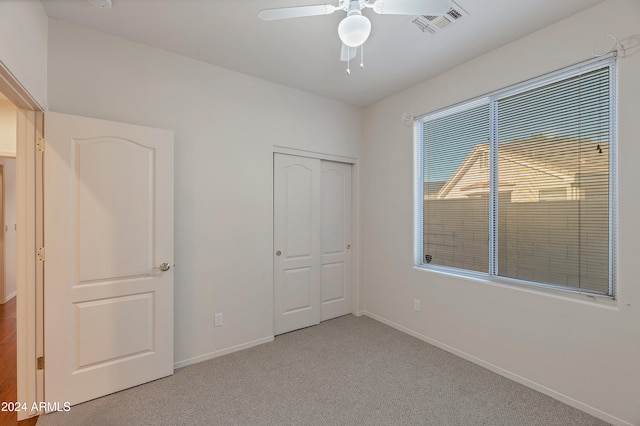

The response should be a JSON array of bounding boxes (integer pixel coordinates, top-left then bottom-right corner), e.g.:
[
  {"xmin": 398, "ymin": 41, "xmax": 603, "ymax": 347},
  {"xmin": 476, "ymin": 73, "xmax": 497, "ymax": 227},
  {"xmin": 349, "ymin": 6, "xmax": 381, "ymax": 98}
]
[
  {"xmin": 274, "ymin": 154, "xmax": 352, "ymax": 335},
  {"xmin": 273, "ymin": 154, "xmax": 321, "ymax": 335},
  {"xmin": 320, "ymin": 161, "xmax": 352, "ymax": 321},
  {"xmin": 44, "ymin": 112, "xmax": 174, "ymax": 406}
]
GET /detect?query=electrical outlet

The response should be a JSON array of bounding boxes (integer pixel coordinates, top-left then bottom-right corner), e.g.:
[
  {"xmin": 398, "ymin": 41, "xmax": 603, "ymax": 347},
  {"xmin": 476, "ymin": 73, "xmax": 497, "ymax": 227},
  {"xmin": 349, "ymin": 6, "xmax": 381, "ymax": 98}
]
[
  {"xmin": 413, "ymin": 299, "xmax": 421, "ymax": 312},
  {"xmin": 214, "ymin": 313, "xmax": 224, "ymax": 327}
]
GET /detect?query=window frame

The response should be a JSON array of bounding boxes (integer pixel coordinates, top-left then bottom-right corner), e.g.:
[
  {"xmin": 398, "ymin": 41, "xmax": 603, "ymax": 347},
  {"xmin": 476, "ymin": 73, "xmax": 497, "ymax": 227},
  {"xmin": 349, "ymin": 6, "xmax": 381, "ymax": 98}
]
[{"xmin": 413, "ymin": 55, "xmax": 617, "ymax": 299}]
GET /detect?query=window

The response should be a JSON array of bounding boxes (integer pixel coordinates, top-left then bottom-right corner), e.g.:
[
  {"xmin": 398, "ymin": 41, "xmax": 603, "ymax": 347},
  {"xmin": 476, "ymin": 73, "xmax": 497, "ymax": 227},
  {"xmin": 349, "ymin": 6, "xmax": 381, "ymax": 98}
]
[{"xmin": 415, "ymin": 56, "xmax": 616, "ymax": 297}]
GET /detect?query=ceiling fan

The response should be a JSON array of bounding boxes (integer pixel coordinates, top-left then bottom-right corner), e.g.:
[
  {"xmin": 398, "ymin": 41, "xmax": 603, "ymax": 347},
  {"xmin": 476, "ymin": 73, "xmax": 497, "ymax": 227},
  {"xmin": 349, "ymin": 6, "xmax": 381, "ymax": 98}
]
[{"xmin": 258, "ymin": 0, "xmax": 453, "ymax": 73}]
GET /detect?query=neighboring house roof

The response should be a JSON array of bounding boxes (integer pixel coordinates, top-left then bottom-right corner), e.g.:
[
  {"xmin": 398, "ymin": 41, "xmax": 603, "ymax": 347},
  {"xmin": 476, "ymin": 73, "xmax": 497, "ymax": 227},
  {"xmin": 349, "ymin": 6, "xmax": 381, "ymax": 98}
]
[{"xmin": 434, "ymin": 135, "xmax": 608, "ymax": 199}]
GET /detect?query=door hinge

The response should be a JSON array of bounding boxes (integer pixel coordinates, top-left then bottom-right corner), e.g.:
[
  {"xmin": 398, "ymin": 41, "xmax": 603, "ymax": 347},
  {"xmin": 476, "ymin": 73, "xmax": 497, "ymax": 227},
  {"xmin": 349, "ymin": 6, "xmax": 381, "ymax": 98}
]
[
  {"xmin": 36, "ymin": 356, "xmax": 44, "ymax": 370},
  {"xmin": 36, "ymin": 247, "xmax": 45, "ymax": 262},
  {"xmin": 36, "ymin": 137, "xmax": 45, "ymax": 152}
]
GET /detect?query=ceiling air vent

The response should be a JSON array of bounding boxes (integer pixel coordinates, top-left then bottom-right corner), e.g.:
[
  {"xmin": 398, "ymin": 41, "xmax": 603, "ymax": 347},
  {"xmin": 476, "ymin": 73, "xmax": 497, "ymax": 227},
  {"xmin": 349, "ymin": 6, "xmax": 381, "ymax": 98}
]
[{"xmin": 409, "ymin": 2, "xmax": 469, "ymax": 34}]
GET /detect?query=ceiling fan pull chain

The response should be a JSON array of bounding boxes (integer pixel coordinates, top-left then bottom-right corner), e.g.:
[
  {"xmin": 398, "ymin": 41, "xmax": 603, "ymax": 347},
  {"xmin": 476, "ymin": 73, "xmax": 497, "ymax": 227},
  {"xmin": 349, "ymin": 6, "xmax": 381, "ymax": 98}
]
[
  {"xmin": 347, "ymin": 56, "xmax": 351, "ymax": 75},
  {"xmin": 360, "ymin": 45, "xmax": 364, "ymax": 69}
]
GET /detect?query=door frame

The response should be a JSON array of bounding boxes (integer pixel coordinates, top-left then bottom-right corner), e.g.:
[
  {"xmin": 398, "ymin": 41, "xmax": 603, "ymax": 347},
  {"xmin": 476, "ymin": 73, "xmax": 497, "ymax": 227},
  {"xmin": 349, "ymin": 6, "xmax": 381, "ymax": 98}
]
[
  {"xmin": 272, "ymin": 146, "xmax": 363, "ymax": 328},
  {"xmin": 1, "ymin": 61, "xmax": 45, "ymax": 420}
]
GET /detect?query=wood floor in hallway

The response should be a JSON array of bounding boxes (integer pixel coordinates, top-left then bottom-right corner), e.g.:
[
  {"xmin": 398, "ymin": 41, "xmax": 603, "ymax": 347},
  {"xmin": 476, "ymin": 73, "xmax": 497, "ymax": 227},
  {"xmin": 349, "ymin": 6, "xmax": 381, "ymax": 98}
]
[{"xmin": 1, "ymin": 297, "xmax": 39, "ymax": 426}]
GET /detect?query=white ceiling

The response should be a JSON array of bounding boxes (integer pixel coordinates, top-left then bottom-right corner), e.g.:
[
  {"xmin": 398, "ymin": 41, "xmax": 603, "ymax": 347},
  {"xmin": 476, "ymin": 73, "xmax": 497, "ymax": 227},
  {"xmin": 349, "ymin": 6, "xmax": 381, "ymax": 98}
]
[{"xmin": 40, "ymin": 0, "xmax": 603, "ymax": 107}]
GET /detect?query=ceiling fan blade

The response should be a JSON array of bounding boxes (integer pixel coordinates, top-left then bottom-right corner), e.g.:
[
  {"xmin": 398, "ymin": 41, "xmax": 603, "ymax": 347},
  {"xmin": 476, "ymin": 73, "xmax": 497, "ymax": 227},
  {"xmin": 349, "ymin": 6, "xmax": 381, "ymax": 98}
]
[
  {"xmin": 340, "ymin": 44, "xmax": 357, "ymax": 62},
  {"xmin": 372, "ymin": 0, "xmax": 452, "ymax": 16},
  {"xmin": 258, "ymin": 4, "xmax": 338, "ymax": 21}
]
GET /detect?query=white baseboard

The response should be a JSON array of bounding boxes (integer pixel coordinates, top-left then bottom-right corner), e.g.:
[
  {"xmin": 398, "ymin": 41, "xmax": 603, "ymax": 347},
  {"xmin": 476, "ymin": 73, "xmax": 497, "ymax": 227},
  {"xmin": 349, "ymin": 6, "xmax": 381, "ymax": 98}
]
[
  {"xmin": 3, "ymin": 291, "xmax": 16, "ymax": 303},
  {"xmin": 173, "ymin": 335, "xmax": 274, "ymax": 370},
  {"xmin": 362, "ymin": 311, "xmax": 632, "ymax": 426}
]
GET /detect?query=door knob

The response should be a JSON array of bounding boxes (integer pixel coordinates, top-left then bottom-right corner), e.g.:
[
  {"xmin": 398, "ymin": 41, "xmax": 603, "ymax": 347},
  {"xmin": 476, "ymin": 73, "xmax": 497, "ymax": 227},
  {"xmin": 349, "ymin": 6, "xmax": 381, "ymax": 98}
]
[
  {"xmin": 276, "ymin": 250, "xmax": 282, "ymax": 256},
  {"xmin": 159, "ymin": 262, "xmax": 171, "ymax": 271}
]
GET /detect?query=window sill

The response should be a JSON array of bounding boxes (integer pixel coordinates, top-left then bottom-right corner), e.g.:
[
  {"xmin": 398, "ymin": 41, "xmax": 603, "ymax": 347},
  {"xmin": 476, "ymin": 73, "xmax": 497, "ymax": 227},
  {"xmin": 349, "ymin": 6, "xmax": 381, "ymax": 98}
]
[{"xmin": 412, "ymin": 264, "xmax": 618, "ymax": 308}]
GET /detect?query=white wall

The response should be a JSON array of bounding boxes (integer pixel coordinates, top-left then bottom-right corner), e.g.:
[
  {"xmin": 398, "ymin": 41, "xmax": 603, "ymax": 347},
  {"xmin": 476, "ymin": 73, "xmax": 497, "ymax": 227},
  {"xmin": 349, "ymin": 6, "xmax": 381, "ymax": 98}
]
[
  {"xmin": 0, "ymin": 99, "xmax": 17, "ymax": 303},
  {"xmin": 362, "ymin": 1, "xmax": 639, "ymax": 425},
  {"xmin": 47, "ymin": 19, "xmax": 362, "ymax": 366},
  {"xmin": 0, "ymin": 99, "xmax": 17, "ymax": 156},
  {"xmin": 0, "ymin": 157, "xmax": 17, "ymax": 302},
  {"xmin": 0, "ymin": 0, "xmax": 48, "ymax": 108}
]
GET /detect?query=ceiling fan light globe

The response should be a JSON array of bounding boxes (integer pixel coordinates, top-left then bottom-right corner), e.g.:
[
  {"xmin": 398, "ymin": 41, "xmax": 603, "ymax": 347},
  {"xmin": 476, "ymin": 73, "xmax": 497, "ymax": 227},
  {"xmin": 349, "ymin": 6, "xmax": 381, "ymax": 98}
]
[{"xmin": 338, "ymin": 14, "xmax": 371, "ymax": 47}]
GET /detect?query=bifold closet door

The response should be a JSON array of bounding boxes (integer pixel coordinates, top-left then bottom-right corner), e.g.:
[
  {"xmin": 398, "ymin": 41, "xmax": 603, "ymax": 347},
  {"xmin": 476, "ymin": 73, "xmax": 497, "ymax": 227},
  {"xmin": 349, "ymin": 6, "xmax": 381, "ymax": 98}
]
[{"xmin": 273, "ymin": 154, "xmax": 352, "ymax": 335}]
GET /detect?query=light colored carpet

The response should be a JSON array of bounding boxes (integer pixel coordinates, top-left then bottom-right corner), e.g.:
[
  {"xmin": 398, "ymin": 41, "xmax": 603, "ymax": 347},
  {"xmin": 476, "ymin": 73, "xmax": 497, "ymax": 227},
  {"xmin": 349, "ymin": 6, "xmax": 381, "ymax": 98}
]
[{"xmin": 37, "ymin": 314, "xmax": 608, "ymax": 425}]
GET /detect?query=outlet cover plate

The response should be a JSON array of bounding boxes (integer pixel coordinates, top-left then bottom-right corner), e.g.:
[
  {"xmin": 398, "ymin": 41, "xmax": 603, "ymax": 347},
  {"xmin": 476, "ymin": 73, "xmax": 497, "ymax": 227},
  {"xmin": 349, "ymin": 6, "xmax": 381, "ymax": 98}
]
[{"xmin": 214, "ymin": 313, "xmax": 224, "ymax": 327}]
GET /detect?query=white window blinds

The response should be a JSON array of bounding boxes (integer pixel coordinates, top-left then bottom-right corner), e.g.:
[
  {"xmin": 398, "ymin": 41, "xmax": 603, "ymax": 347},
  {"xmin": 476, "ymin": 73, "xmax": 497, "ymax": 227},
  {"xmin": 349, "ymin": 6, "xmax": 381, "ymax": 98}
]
[
  {"xmin": 422, "ymin": 102, "xmax": 490, "ymax": 273},
  {"xmin": 417, "ymin": 56, "xmax": 615, "ymax": 296}
]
